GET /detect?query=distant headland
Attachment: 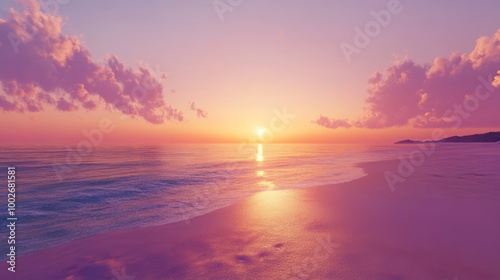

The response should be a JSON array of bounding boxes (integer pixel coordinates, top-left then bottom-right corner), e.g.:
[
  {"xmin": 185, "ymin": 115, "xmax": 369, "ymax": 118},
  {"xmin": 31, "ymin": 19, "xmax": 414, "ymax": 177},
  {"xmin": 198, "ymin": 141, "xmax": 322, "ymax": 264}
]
[{"xmin": 395, "ymin": 131, "xmax": 500, "ymax": 144}]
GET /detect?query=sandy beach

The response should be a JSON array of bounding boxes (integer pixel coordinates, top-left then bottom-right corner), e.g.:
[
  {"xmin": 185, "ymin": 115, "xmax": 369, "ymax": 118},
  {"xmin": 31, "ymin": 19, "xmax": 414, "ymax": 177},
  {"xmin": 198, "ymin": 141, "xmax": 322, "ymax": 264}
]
[{"xmin": 3, "ymin": 154, "xmax": 500, "ymax": 280}]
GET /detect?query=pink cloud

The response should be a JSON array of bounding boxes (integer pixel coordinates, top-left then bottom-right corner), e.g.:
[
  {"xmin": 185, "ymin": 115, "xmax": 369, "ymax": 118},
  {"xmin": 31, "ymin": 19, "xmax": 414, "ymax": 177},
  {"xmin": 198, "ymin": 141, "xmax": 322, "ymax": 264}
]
[
  {"xmin": 189, "ymin": 102, "xmax": 208, "ymax": 119},
  {"xmin": 315, "ymin": 29, "xmax": 500, "ymax": 129},
  {"xmin": 0, "ymin": 0, "xmax": 183, "ymax": 123},
  {"xmin": 493, "ymin": 70, "xmax": 500, "ymax": 88},
  {"xmin": 312, "ymin": 115, "xmax": 351, "ymax": 129}
]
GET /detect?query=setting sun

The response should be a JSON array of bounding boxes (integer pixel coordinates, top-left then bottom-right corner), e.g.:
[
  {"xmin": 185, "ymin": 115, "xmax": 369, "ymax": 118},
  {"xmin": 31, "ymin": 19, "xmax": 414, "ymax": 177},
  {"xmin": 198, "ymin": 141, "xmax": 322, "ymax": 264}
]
[{"xmin": 256, "ymin": 127, "xmax": 266, "ymax": 138}]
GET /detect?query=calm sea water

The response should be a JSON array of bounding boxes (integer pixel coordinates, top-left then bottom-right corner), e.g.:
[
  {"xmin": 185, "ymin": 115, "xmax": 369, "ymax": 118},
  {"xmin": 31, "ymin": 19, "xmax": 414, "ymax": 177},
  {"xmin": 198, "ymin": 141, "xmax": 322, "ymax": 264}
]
[{"xmin": 0, "ymin": 143, "xmax": 497, "ymax": 256}]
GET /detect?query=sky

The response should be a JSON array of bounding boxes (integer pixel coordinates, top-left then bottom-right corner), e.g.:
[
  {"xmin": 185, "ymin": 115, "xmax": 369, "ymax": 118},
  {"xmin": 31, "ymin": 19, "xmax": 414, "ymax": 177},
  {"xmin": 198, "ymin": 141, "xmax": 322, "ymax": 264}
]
[{"xmin": 0, "ymin": 0, "xmax": 499, "ymax": 144}]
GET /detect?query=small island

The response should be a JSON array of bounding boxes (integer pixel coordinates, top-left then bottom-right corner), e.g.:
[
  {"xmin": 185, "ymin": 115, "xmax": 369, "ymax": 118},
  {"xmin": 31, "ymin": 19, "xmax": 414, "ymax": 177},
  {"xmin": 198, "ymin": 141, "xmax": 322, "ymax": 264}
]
[{"xmin": 395, "ymin": 131, "xmax": 500, "ymax": 144}]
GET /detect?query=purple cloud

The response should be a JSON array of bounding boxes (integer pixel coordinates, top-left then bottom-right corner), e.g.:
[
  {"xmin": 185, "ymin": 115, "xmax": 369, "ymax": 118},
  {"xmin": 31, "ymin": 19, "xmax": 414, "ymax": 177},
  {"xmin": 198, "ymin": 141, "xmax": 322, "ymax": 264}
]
[
  {"xmin": 313, "ymin": 115, "xmax": 351, "ymax": 129},
  {"xmin": 189, "ymin": 102, "xmax": 208, "ymax": 119},
  {"xmin": 316, "ymin": 29, "xmax": 500, "ymax": 129},
  {"xmin": 0, "ymin": 0, "xmax": 183, "ymax": 123}
]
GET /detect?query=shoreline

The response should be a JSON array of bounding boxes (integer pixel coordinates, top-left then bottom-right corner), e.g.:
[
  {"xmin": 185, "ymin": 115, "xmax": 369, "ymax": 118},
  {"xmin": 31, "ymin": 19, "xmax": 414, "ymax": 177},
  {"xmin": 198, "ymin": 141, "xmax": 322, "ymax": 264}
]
[
  {"xmin": 3, "ymin": 159, "xmax": 500, "ymax": 279},
  {"xmin": 12, "ymin": 161, "xmax": 369, "ymax": 258}
]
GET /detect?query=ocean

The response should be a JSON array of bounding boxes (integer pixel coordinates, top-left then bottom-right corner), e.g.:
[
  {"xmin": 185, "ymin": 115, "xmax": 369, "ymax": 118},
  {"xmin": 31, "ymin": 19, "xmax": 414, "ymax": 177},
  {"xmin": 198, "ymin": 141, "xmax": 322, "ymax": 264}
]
[{"xmin": 1, "ymin": 143, "xmax": 498, "ymax": 256}]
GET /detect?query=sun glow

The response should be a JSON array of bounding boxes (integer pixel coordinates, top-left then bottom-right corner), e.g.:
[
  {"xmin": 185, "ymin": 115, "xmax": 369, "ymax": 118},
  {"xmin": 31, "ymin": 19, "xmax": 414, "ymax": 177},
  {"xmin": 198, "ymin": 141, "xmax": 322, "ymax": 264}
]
[
  {"xmin": 256, "ymin": 143, "xmax": 264, "ymax": 162},
  {"xmin": 256, "ymin": 127, "xmax": 266, "ymax": 138}
]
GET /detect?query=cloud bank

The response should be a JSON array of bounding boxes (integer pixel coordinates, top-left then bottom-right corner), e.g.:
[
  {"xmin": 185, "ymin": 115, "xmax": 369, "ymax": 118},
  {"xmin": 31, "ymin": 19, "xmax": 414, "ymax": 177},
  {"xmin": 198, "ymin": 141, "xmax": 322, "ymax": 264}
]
[
  {"xmin": 0, "ymin": 0, "xmax": 183, "ymax": 123},
  {"xmin": 315, "ymin": 29, "xmax": 500, "ymax": 129}
]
